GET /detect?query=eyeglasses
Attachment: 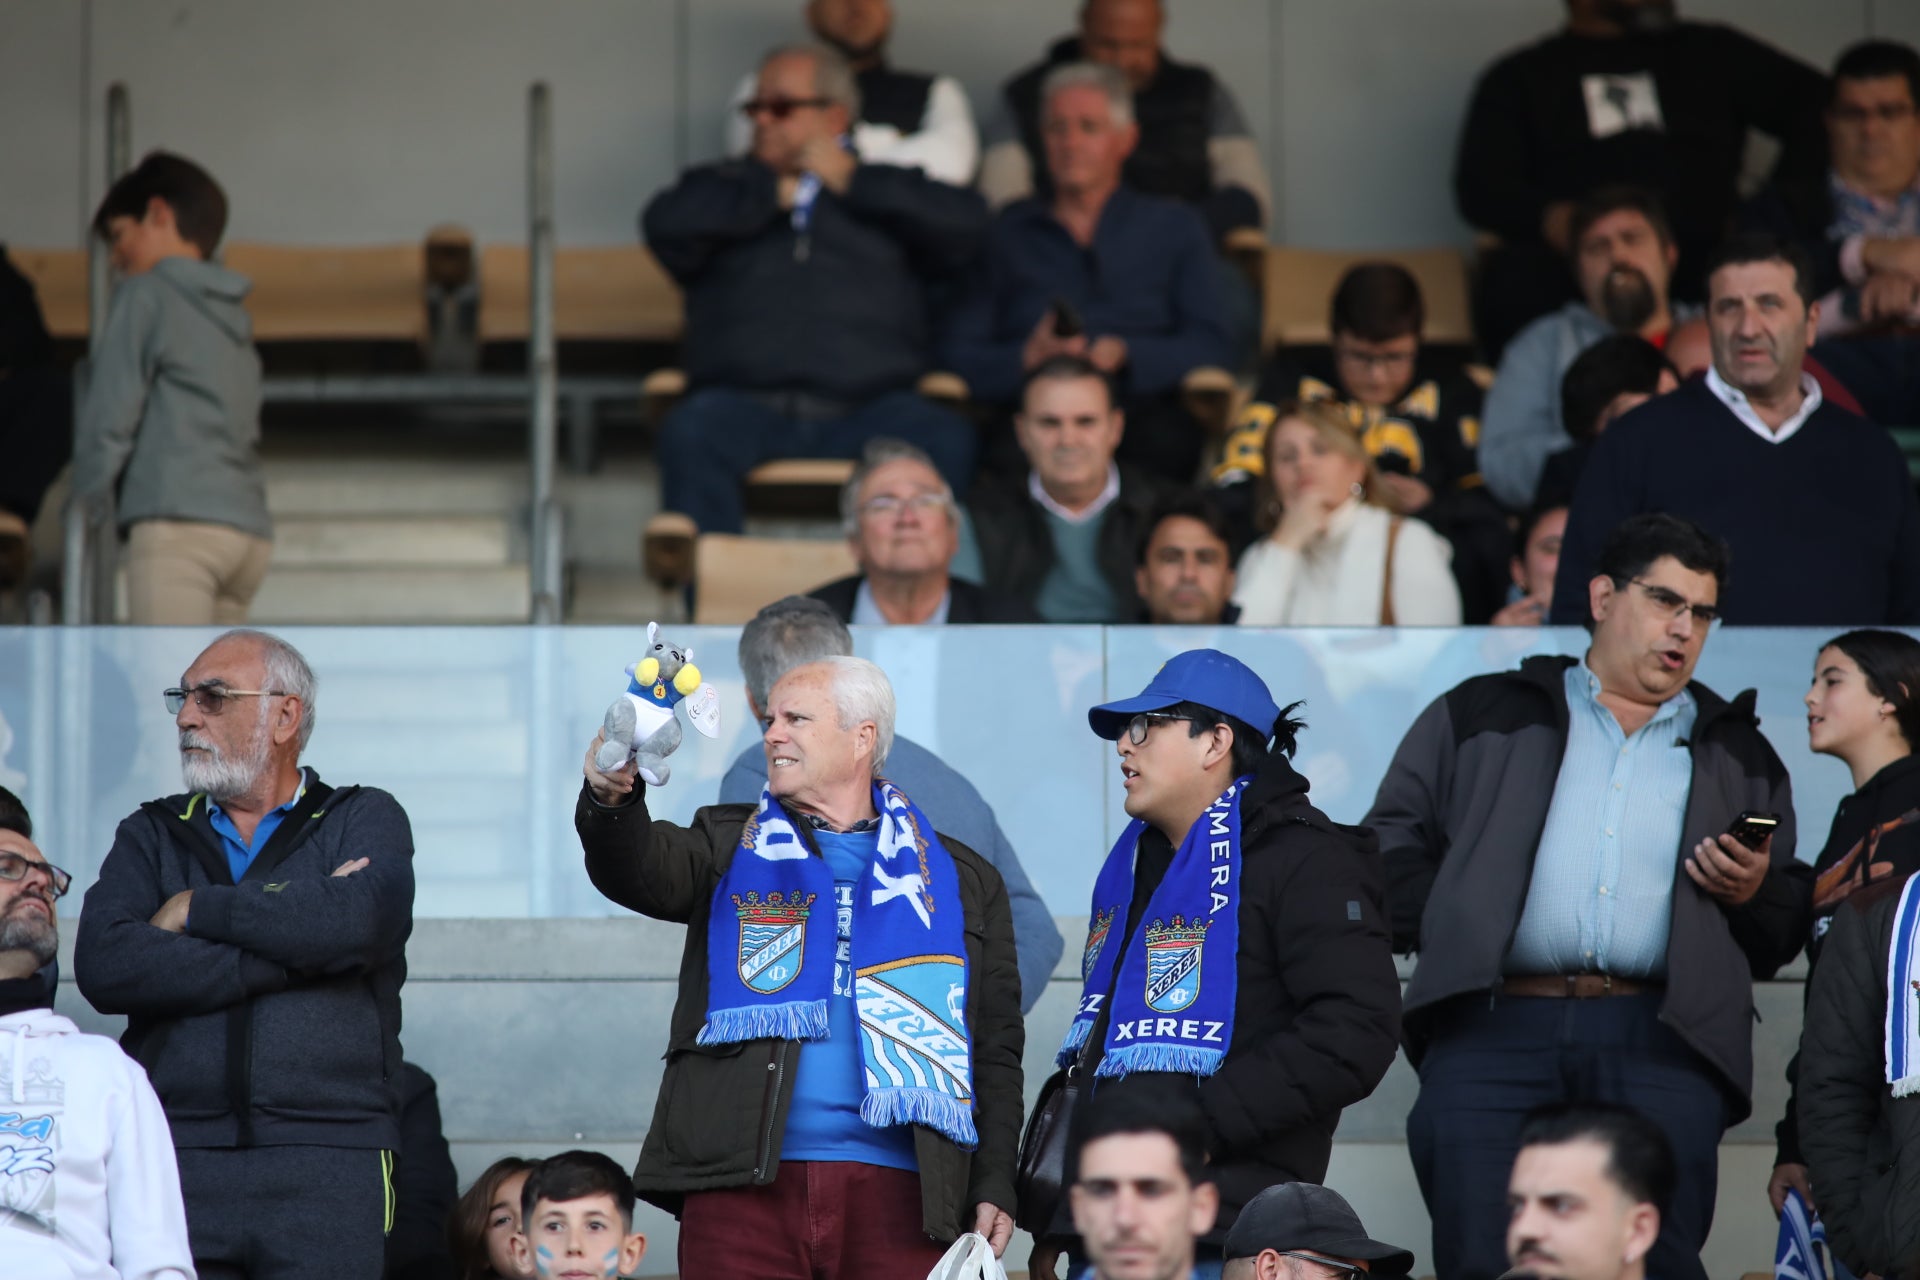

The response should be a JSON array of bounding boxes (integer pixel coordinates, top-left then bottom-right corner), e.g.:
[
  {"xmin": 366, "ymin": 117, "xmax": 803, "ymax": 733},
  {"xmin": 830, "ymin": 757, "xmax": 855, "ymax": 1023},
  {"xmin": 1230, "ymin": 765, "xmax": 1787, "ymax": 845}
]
[
  {"xmin": 163, "ymin": 683, "xmax": 288, "ymax": 716},
  {"xmin": 1332, "ymin": 345, "xmax": 1417, "ymax": 372},
  {"xmin": 1625, "ymin": 578, "xmax": 1719, "ymax": 627},
  {"xmin": 740, "ymin": 97, "xmax": 831, "ymax": 121},
  {"xmin": 0, "ymin": 851, "xmax": 72, "ymax": 899},
  {"xmin": 860, "ymin": 493, "xmax": 951, "ymax": 520},
  {"xmin": 1830, "ymin": 102, "xmax": 1916, "ymax": 126},
  {"xmin": 1278, "ymin": 1253, "xmax": 1369, "ymax": 1280},
  {"xmin": 1125, "ymin": 712, "xmax": 1201, "ymax": 745}
]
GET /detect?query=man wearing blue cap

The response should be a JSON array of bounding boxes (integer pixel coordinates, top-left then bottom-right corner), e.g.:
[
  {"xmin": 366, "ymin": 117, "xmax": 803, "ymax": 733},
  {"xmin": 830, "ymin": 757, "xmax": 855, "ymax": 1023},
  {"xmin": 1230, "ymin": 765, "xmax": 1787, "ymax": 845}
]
[{"xmin": 1029, "ymin": 650, "xmax": 1402, "ymax": 1280}]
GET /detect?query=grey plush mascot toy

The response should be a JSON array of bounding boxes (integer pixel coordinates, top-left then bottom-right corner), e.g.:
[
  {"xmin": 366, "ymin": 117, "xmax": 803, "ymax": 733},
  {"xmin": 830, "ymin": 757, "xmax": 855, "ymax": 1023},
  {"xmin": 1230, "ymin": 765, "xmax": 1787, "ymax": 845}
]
[{"xmin": 595, "ymin": 622, "xmax": 721, "ymax": 786}]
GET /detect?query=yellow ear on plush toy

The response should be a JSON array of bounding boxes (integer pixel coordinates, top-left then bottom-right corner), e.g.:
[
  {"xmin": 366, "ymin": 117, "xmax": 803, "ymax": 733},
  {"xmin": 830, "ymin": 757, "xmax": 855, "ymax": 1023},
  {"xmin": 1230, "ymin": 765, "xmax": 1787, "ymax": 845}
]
[
  {"xmin": 636, "ymin": 657, "xmax": 661, "ymax": 685},
  {"xmin": 673, "ymin": 663, "xmax": 702, "ymax": 695}
]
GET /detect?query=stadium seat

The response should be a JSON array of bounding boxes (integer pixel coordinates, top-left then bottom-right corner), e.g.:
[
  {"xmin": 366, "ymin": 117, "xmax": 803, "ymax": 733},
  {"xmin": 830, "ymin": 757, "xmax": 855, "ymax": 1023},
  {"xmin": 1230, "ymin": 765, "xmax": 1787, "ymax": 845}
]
[
  {"xmin": 223, "ymin": 242, "xmax": 427, "ymax": 343},
  {"xmin": 691, "ymin": 532, "xmax": 856, "ymax": 624},
  {"xmin": 1260, "ymin": 245, "xmax": 1474, "ymax": 352},
  {"xmin": 477, "ymin": 244, "xmax": 682, "ymax": 344},
  {"xmin": 10, "ymin": 247, "xmax": 89, "ymax": 339}
]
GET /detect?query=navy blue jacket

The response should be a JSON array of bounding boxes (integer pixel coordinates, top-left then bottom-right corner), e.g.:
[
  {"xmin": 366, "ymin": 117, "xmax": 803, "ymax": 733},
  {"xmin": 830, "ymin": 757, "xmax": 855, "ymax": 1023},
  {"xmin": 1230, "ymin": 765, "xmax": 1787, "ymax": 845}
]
[
  {"xmin": 940, "ymin": 185, "xmax": 1230, "ymax": 401},
  {"xmin": 1548, "ymin": 379, "xmax": 1920, "ymax": 626}
]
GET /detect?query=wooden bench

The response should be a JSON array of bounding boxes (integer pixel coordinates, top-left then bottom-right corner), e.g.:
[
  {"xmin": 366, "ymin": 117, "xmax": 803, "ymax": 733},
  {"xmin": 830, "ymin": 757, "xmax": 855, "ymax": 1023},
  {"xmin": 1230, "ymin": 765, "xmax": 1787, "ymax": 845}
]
[
  {"xmin": 9, "ymin": 247, "xmax": 89, "ymax": 338},
  {"xmin": 477, "ymin": 244, "xmax": 681, "ymax": 344},
  {"xmin": 223, "ymin": 241, "xmax": 427, "ymax": 343},
  {"xmin": 691, "ymin": 533, "xmax": 857, "ymax": 624}
]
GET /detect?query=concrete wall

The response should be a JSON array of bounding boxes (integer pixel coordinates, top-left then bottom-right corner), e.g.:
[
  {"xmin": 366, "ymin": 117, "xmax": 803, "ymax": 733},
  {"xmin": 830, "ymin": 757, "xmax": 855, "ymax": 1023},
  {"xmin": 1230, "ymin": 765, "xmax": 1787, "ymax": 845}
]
[
  {"xmin": 56, "ymin": 917, "xmax": 1811, "ymax": 1278},
  {"xmin": 0, "ymin": 0, "xmax": 1900, "ymax": 251}
]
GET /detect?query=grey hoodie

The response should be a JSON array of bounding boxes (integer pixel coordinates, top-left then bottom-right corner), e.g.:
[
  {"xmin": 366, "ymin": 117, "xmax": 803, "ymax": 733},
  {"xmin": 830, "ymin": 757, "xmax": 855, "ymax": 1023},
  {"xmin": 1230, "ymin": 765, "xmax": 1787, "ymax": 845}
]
[{"xmin": 71, "ymin": 256, "xmax": 271, "ymax": 539}]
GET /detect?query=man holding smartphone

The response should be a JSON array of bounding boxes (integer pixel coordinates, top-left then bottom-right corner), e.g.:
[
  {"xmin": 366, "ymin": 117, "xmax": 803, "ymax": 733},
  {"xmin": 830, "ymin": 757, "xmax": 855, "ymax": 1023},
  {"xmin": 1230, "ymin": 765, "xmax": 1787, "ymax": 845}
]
[{"xmin": 1365, "ymin": 512, "xmax": 1813, "ymax": 1280}]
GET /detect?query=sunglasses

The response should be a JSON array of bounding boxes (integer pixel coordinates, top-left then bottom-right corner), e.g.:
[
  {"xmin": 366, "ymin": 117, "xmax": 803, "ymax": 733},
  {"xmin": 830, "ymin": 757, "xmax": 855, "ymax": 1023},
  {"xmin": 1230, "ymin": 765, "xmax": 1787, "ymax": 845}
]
[
  {"xmin": 164, "ymin": 683, "xmax": 288, "ymax": 716},
  {"xmin": 740, "ymin": 96, "xmax": 831, "ymax": 121},
  {"xmin": 1278, "ymin": 1252, "xmax": 1369, "ymax": 1280},
  {"xmin": 0, "ymin": 850, "xmax": 72, "ymax": 899},
  {"xmin": 1125, "ymin": 712, "xmax": 1202, "ymax": 745}
]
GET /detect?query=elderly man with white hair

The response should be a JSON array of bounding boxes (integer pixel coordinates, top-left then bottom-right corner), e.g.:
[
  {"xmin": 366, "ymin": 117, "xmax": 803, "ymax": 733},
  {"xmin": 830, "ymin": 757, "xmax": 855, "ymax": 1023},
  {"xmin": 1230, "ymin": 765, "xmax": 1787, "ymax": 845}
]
[
  {"xmin": 943, "ymin": 58, "xmax": 1230, "ymax": 481},
  {"xmin": 808, "ymin": 438, "xmax": 1038, "ymax": 624},
  {"xmin": 75, "ymin": 628, "xmax": 417, "ymax": 1280},
  {"xmin": 579, "ymin": 654, "xmax": 1024, "ymax": 1279}
]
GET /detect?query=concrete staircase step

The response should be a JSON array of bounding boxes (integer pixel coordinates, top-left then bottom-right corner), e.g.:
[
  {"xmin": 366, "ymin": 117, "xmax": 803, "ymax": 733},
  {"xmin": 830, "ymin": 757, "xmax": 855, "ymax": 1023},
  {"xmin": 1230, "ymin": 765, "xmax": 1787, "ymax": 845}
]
[
  {"xmin": 249, "ymin": 565, "xmax": 532, "ymax": 625},
  {"xmin": 271, "ymin": 516, "xmax": 518, "ymax": 568},
  {"xmin": 267, "ymin": 462, "xmax": 527, "ymax": 518}
]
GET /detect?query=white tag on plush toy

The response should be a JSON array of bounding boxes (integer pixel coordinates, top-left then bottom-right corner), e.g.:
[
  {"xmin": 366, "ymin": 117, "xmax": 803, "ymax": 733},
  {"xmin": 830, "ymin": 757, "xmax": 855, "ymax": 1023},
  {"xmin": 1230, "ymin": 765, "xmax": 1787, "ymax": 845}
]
[{"xmin": 686, "ymin": 682, "xmax": 721, "ymax": 738}]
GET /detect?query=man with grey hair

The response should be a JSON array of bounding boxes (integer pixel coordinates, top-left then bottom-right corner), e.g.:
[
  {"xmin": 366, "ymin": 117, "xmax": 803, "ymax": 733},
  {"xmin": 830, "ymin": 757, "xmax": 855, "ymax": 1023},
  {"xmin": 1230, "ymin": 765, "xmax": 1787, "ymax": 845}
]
[
  {"xmin": 943, "ymin": 59, "xmax": 1229, "ymax": 480},
  {"xmin": 75, "ymin": 627, "xmax": 416, "ymax": 1280},
  {"xmin": 809, "ymin": 437, "xmax": 1038, "ymax": 624},
  {"xmin": 645, "ymin": 40, "xmax": 989, "ymax": 537},
  {"xmin": 719, "ymin": 595, "xmax": 1060, "ymax": 1007},
  {"xmin": 579, "ymin": 650, "xmax": 1025, "ymax": 1278}
]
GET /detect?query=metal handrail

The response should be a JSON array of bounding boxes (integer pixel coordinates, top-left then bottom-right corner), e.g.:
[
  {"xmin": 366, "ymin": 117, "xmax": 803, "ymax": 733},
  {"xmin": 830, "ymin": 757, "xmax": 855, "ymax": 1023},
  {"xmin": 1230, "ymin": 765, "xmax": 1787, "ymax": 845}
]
[{"xmin": 527, "ymin": 82, "xmax": 562, "ymax": 623}]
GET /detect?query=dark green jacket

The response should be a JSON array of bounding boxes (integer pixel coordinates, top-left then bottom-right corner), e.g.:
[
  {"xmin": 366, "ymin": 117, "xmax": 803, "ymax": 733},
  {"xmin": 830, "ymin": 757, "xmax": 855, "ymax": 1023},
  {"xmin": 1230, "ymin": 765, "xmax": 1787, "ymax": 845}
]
[
  {"xmin": 1800, "ymin": 873, "xmax": 1920, "ymax": 1276},
  {"xmin": 574, "ymin": 782, "xmax": 1024, "ymax": 1240}
]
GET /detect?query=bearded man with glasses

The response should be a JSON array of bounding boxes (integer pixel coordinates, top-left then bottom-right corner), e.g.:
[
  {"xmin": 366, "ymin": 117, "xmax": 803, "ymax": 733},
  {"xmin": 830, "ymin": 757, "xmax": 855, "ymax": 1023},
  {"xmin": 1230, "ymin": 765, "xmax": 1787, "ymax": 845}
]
[
  {"xmin": 75, "ymin": 628, "xmax": 416, "ymax": 1280},
  {"xmin": 1367, "ymin": 512, "xmax": 1812, "ymax": 1280}
]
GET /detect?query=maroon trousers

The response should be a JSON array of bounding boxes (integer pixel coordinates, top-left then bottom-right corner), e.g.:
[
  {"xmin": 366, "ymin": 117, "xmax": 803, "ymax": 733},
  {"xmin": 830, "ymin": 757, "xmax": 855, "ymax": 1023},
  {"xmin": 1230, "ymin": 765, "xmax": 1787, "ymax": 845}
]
[{"xmin": 678, "ymin": 1161, "xmax": 948, "ymax": 1279}]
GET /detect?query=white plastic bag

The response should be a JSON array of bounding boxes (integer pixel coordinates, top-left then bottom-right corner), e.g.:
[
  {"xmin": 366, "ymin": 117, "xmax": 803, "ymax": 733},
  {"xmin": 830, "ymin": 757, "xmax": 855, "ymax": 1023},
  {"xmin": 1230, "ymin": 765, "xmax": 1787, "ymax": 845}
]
[{"xmin": 924, "ymin": 1231, "xmax": 1010, "ymax": 1280}]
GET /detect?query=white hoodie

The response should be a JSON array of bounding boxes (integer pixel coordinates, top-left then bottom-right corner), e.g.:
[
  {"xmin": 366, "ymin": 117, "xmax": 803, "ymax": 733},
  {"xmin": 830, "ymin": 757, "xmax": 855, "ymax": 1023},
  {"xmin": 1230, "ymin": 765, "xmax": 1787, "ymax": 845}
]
[{"xmin": 0, "ymin": 1006, "xmax": 195, "ymax": 1280}]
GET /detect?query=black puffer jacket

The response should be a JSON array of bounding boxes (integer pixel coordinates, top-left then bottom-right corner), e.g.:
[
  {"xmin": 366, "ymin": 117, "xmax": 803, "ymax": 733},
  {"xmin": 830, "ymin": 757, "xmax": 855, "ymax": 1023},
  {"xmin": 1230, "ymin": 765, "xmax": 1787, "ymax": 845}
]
[
  {"xmin": 968, "ymin": 465, "xmax": 1167, "ymax": 618},
  {"xmin": 1800, "ymin": 873, "xmax": 1920, "ymax": 1276},
  {"xmin": 1046, "ymin": 753, "xmax": 1401, "ymax": 1245}
]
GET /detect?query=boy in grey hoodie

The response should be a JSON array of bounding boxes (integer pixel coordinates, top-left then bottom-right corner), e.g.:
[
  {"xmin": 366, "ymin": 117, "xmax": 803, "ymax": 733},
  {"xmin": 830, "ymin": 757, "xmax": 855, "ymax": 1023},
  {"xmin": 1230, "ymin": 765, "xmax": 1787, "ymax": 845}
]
[{"xmin": 74, "ymin": 151, "xmax": 272, "ymax": 624}]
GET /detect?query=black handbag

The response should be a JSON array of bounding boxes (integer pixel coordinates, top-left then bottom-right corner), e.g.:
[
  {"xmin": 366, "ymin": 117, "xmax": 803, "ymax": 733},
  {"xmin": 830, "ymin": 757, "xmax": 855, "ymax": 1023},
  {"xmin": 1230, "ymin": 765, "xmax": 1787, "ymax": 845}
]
[{"xmin": 1013, "ymin": 1033, "xmax": 1096, "ymax": 1235}]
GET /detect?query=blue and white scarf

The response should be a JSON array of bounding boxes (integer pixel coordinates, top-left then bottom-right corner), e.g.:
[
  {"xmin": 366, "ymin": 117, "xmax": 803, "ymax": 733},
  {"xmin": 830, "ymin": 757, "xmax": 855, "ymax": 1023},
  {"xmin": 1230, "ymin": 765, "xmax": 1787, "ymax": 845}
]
[
  {"xmin": 1058, "ymin": 778, "xmax": 1249, "ymax": 1077},
  {"xmin": 1886, "ymin": 872, "xmax": 1920, "ymax": 1098},
  {"xmin": 1773, "ymin": 1188, "xmax": 1828, "ymax": 1280},
  {"xmin": 699, "ymin": 781, "xmax": 977, "ymax": 1147}
]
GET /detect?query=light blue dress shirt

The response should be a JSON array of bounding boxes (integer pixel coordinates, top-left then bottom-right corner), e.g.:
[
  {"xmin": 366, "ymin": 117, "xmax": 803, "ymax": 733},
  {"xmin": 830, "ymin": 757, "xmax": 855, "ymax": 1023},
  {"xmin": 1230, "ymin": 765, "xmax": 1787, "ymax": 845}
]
[
  {"xmin": 1505, "ymin": 663, "xmax": 1697, "ymax": 978},
  {"xmin": 207, "ymin": 768, "xmax": 310, "ymax": 883}
]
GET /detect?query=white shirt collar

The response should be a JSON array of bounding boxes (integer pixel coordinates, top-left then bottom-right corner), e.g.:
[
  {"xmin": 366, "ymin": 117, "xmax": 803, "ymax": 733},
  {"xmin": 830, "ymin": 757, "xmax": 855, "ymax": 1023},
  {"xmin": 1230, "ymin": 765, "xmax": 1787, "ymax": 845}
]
[
  {"xmin": 1029, "ymin": 463, "xmax": 1120, "ymax": 525},
  {"xmin": 1705, "ymin": 365, "xmax": 1823, "ymax": 444}
]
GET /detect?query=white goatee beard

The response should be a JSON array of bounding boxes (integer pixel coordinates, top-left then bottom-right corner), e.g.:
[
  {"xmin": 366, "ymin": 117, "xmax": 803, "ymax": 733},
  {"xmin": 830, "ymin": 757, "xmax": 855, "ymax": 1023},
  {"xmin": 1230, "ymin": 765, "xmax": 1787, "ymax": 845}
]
[{"xmin": 180, "ymin": 710, "xmax": 274, "ymax": 802}]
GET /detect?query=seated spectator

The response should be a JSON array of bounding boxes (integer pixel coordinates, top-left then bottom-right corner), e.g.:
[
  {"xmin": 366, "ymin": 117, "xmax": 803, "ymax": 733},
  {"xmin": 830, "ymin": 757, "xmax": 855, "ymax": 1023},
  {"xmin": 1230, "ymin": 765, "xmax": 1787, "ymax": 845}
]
[
  {"xmin": 1233, "ymin": 400, "xmax": 1461, "ymax": 627},
  {"xmin": 966, "ymin": 356, "xmax": 1168, "ymax": 623},
  {"xmin": 1745, "ymin": 40, "xmax": 1920, "ymax": 426},
  {"xmin": 0, "ymin": 247, "xmax": 72, "ymax": 538},
  {"xmin": 717, "ymin": 595, "xmax": 1064, "ymax": 1010},
  {"xmin": 1479, "ymin": 185, "xmax": 1697, "ymax": 510},
  {"xmin": 979, "ymin": 0, "xmax": 1270, "ymax": 239},
  {"xmin": 1507, "ymin": 1104, "xmax": 1674, "ymax": 1280},
  {"xmin": 448, "ymin": 1156, "xmax": 537, "ymax": 1280},
  {"xmin": 508, "ymin": 1152, "xmax": 646, "ymax": 1280},
  {"xmin": 644, "ymin": 43, "xmax": 988, "ymax": 535},
  {"xmin": 0, "ymin": 810, "xmax": 195, "ymax": 1280},
  {"xmin": 386, "ymin": 1061, "xmax": 460, "ymax": 1280},
  {"xmin": 73, "ymin": 152, "xmax": 273, "ymax": 625},
  {"xmin": 809, "ymin": 438, "xmax": 1037, "ymax": 624},
  {"xmin": 1221, "ymin": 1183, "xmax": 1414, "ymax": 1280},
  {"xmin": 942, "ymin": 62, "xmax": 1230, "ymax": 481},
  {"xmin": 1489, "ymin": 501, "xmax": 1570, "ymax": 627},
  {"xmin": 723, "ymin": 0, "xmax": 978, "ymax": 186},
  {"xmin": 1537, "ymin": 333, "xmax": 1678, "ymax": 504},
  {"xmin": 1134, "ymin": 490, "xmax": 1239, "ymax": 625},
  {"xmin": 1455, "ymin": 0, "xmax": 1824, "ymax": 358},
  {"xmin": 1550, "ymin": 235, "xmax": 1920, "ymax": 625},
  {"xmin": 1057, "ymin": 1083, "xmax": 1219, "ymax": 1280},
  {"xmin": 1216, "ymin": 262, "xmax": 1510, "ymax": 620}
]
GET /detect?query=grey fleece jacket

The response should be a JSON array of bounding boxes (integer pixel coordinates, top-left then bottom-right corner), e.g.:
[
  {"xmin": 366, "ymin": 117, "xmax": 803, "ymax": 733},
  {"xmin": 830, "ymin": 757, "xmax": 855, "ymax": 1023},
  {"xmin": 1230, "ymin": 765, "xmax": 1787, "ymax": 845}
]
[
  {"xmin": 71, "ymin": 256, "xmax": 271, "ymax": 539},
  {"xmin": 1478, "ymin": 301, "xmax": 1613, "ymax": 509},
  {"xmin": 74, "ymin": 773, "xmax": 414, "ymax": 1150}
]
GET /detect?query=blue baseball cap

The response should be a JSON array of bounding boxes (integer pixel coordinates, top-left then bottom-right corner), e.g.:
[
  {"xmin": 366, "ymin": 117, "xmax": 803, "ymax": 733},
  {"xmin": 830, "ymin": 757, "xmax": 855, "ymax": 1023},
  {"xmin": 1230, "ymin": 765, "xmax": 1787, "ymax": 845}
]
[{"xmin": 1087, "ymin": 649, "xmax": 1281, "ymax": 742}]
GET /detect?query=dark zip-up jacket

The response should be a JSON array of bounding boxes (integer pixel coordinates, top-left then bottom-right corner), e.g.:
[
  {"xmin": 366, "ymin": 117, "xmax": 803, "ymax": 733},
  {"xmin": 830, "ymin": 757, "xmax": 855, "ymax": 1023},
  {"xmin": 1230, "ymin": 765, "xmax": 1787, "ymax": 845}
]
[
  {"xmin": 968, "ymin": 465, "xmax": 1167, "ymax": 617},
  {"xmin": 74, "ymin": 773, "xmax": 415, "ymax": 1149},
  {"xmin": 1049, "ymin": 753, "xmax": 1400, "ymax": 1246},
  {"xmin": 1800, "ymin": 872, "xmax": 1920, "ymax": 1276},
  {"xmin": 1366, "ymin": 654, "xmax": 1810, "ymax": 1121},
  {"xmin": 574, "ymin": 781, "xmax": 1024, "ymax": 1241}
]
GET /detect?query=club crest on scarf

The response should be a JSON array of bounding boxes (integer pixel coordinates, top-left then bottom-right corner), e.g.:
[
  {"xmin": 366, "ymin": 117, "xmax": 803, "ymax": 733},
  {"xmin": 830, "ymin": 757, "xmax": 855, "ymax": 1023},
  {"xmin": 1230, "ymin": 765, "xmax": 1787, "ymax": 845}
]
[
  {"xmin": 1082, "ymin": 907, "xmax": 1116, "ymax": 981},
  {"xmin": 733, "ymin": 891, "xmax": 815, "ymax": 994},
  {"xmin": 1144, "ymin": 915, "xmax": 1209, "ymax": 1013}
]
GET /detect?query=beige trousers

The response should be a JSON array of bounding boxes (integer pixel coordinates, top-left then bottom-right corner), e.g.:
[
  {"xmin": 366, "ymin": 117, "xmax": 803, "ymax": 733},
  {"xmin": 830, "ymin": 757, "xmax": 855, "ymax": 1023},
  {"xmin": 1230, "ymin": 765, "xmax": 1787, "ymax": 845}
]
[{"xmin": 124, "ymin": 520, "xmax": 273, "ymax": 625}]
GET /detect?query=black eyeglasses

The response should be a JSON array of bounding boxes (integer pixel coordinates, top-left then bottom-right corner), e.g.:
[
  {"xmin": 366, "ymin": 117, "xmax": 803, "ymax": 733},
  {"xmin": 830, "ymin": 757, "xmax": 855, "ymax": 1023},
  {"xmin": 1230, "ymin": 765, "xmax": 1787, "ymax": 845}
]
[
  {"xmin": 0, "ymin": 851, "xmax": 72, "ymax": 899},
  {"xmin": 740, "ymin": 97, "xmax": 831, "ymax": 121},
  {"xmin": 1125, "ymin": 712, "xmax": 1201, "ymax": 745},
  {"xmin": 1278, "ymin": 1252, "xmax": 1369, "ymax": 1280},
  {"xmin": 1624, "ymin": 578, "xmax": 1719, "ymax": 627},
  {"xmin": 163, "ymin": 683, "xmax": 288, "ymax": 716}
]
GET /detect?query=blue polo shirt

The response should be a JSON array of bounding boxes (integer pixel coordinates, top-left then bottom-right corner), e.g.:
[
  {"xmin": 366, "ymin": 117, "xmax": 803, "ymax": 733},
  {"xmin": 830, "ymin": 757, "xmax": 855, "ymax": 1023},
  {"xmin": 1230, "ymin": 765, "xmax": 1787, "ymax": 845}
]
[{"xmin": 206, "ymin": 769, "xmax": 310, "ymax": 883}]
